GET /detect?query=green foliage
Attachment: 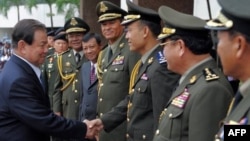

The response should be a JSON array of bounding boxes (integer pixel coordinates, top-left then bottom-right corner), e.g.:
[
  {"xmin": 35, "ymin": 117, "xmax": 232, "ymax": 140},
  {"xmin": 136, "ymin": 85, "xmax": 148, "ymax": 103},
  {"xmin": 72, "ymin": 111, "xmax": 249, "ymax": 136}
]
[{"xmin": 0, "ymin": 0, "xmax": 80, "ymax": 23}]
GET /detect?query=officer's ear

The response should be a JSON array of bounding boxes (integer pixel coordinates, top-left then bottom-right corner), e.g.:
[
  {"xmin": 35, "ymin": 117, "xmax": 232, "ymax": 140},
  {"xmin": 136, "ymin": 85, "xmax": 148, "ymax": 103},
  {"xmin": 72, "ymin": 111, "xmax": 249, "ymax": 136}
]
[
  {"xmin": 235, "ymin": 34, "xmax": 248, "ymax": 59},
  {"xmin": 175, "ymin": 39, "xmax": 185, "ymax": 57}
]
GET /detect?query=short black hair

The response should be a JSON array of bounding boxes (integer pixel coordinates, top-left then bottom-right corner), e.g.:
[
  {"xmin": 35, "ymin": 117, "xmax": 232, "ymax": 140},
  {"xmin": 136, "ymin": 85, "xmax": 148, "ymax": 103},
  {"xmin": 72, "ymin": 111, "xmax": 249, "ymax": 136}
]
[
  {"xmin": 167, "ymin": 33, "xmax": 213, "ymax": 55},
  {"xmin": 139, "ymin": 20, "xmax": 161, "ymax": 38},
  {"xmin": 82, "ymin": 33, "xmax": 102, "ymax": 45},
  {"xmin": 12, "ymin": 19, "xmax": 46, "ymax": 49}
]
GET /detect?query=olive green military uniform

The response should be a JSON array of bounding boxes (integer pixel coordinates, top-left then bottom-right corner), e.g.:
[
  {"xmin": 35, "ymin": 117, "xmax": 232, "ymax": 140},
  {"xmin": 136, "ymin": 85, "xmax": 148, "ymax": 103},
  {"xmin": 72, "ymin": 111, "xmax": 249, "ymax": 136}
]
[
  {"xmin": 97, "ymin": 34, "xmax": 140, "ymax": 141},
  {"xmin": 98, "ymin": 1, "xmax": 180, "ymax": 141},
  {"xmin": 153, "ymin": 58, "xmax": 233, "ymax": 141},
  {"xmin": 205, "ymin": 0, "xmax": 250, "ymax": 140},
  {"xmin": 96, "ymin": 1, "xmax": 140, "ymax": 141},
  {"xmin": 153, "ymin": 5, "xmax": 234, "ymax": 141},
  {"xmin": 53, "ymin": 17, "xmax": 90, "ymax": 121},
  {"xmin": 41, "ymin": 54, "xmax": 61, "ymax": 113},
  {"xmin": 54, "ymin": 49, "xmax": 87, "ymax": 120}
]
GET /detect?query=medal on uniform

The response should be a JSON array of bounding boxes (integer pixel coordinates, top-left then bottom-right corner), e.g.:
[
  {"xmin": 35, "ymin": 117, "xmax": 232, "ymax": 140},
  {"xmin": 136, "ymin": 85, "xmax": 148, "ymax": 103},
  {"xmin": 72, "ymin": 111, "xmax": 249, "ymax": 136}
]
[
  {"xmin": 171, "ymin": 88, "xmax": 190, "ymax": 109},
  {"xmin": 112, "ymin": 55, "xmax": 124, "ymax": 65}
]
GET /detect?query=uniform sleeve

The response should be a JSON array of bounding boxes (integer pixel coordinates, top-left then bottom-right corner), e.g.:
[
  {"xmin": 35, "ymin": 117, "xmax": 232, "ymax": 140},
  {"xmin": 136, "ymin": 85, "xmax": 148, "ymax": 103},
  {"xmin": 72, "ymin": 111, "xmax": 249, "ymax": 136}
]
[
  {"xmin": 100, "ymin": 95, "xmax": 129, "ymax": 132},
  {"xmin": 151, "ymin": 62, "xmax": 180, "ymax": 131}
]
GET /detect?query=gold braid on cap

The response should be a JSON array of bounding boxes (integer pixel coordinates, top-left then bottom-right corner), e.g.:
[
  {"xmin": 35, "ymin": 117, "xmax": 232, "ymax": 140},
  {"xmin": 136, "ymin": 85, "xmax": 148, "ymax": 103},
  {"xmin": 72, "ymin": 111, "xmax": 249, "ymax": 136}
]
[
  {"xmin": 124, "ymin": 14, "xmax": 141, "ymax": 21},
  {"xmin": 158, "ymin": 27, "xmax": 176, "ymax": 39},
  {"xmin": 99, "ymin": 13, "xmax": 122, "ymax": 21},
  {"xmin": 206, "ymin": 12, "xmax": 233, "ymax": 28},
  {"xmin": 57, "ymin": 54, "xmax": 76, "ymax": 91}
]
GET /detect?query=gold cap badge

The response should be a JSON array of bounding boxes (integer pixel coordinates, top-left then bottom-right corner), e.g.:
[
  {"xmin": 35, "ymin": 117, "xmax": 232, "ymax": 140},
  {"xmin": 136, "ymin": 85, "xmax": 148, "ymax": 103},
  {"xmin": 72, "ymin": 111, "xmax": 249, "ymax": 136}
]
[
  {"xmin": 100, "ymin": 2, "xmax": 108, "ymax": 13},
  {"xmin": 70, "ymin": 18, "xmax": 78, "ymax": 26}
]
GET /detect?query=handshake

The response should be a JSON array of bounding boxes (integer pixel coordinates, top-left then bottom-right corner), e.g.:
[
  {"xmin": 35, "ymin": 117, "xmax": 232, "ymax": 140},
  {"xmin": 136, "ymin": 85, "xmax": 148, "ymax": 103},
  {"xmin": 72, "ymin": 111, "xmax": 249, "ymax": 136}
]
[{"xmin": 84, "ymin": 119, "xmax": 104, "ymax": 139}]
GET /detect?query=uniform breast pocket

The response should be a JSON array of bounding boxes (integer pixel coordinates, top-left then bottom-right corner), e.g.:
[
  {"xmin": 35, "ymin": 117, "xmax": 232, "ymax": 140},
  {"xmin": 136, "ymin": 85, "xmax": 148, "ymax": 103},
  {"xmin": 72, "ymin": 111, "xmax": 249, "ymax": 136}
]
[
  {"xmin": 168, "ymin": 106, "xmax": 183, "ymax": 119},
  {"xmin": 109, "ymin": 65, "xmax": 124, "ymax": 83},
  {"xmin": 132, "ymin": 84, "xmax": 150, "ymax": 109}
]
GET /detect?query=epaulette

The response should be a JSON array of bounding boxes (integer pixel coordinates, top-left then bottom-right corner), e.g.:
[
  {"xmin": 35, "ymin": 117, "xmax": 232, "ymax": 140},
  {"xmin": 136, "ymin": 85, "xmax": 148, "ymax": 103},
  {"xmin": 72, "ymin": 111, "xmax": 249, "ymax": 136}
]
[
  {"xmin": 203, "ymin": 68, "xmax": 219, "ymax": 81},
  {"xmin": 58, "ymin": 49, "xmax": 70, "ymax": 56}
]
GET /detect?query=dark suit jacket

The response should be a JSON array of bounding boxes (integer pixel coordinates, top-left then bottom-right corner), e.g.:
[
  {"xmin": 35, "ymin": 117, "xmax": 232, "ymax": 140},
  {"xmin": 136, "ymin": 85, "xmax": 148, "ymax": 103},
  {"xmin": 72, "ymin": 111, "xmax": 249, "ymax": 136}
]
[
  {"xmin": 79, "ymin": 61, "xmax": 98, "ymax": 121},
  {"xmin": 100, "ymin": 45, "xmax": 180, "ymax": 141},
  {"xmin": 153, "ymin": 58, "xmax": 233, "ymax": 141},
  {"xmin": 0, "ymin": 55, "xmax": 87, "ymax": 141}
]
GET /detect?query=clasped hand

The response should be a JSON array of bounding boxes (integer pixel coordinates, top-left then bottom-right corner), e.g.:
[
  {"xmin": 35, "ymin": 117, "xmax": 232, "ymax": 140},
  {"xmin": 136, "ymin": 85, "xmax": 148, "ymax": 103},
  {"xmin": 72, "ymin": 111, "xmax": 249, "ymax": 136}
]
[{"xmin": 84, "ymin": 119, "xmax": 104, "ymax": 139}]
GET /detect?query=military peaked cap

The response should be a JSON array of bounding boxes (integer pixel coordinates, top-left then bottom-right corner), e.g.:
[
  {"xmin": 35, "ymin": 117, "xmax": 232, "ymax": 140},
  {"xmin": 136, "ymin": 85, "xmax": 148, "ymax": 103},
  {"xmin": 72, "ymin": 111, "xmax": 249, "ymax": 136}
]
[
  {"xmin": 96, "ymin": 1, "xmax": 127, "ymax": 23},
  {"xmin": 121, "ymin": 0, "xmax": 161, "ymax": 25},
  {"xmin": 64, "ymin": 17, "xmax": 90, "ymax": 34},
  {"xmin": 205, "ymin": 0, "xmax": 250, "ymax": 36},
  {"xmin": 158, "ymin": 5, "xmax": 208, "ymax": 40},
  {"xmin": 54, "ymin": 33, "xmax": 67, "ymax": 42},
  {"xmin": 55, "ymin": 27, "xmax": 65, "ymax": 36},
  {"xmin": 47, "ymin": 30, "xmax": 55, "ymax": 36}
]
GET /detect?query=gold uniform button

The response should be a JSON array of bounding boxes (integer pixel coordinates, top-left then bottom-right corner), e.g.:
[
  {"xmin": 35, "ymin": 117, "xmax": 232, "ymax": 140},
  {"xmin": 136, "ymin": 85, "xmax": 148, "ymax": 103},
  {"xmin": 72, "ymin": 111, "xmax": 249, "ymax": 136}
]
[
  {"xmin": 138, "ymin": 87, "xmax": 141, "ymax": 92},
  {"xmin": 115, "ymin": 68, "xmax": 118, "ymax": 71},
  {"xmin": 99, "ymin": 98, "xmax": 103, "ymax": 102},
  {"xmin": 132, "ymin": 89, "xmax": 134, "ymax": 92},
  {"xmin": 142, "ymin": 135, "xmax": 146, "ymax": 139},
  {"xmin": 104, "ymin": 69, "xmax": 107, "ymax": 72},
  {"xmin": 75, "ymin": 70, "xmax": 79, "ymax": 73},
  {"xmin": 169, "ymin": 113, "xmax": 173, "ymax": 118},
  {"xmin": 100, "ymin": 83, "xmax": 104, "ymax": 87},
  {"xmin": 127, "ymin": 118, "xmax": 130, "ymax": 122},
  {"xmin": 100, "ymin": 113, "xmax": 103, "ymax": 117},
  {"xmin": 155, "ymin": 129, "xmax": 160, "ymax": 135},
  {"xmin": 74, "ymin": 90, "xmax": 78, "ymax": 93},
  {"xmin": 75, "ymin": 79, "xmax": 78, "ymax": 82},
  {"xmin": 74, "ymin": 100, "xmax": 78, "ymax": 103},
  {"xmin": 126, "ymin": 133, "xmax": 129, "ymax": 138}
]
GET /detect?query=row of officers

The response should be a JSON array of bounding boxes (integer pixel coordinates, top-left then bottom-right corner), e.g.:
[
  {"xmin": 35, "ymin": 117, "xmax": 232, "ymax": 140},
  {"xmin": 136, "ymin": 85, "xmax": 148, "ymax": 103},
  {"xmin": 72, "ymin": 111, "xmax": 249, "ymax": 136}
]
[{"xmin": 40, "ymin": 0, "xmax": 249, "ymax": 141}]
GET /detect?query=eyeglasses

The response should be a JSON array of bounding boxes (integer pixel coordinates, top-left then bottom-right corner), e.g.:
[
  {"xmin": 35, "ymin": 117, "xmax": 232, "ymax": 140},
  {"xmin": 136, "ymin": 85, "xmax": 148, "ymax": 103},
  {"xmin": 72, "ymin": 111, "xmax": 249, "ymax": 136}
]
[{"xmin": 160, "ymin": 40, "xmax": 176, "ymax": 47}]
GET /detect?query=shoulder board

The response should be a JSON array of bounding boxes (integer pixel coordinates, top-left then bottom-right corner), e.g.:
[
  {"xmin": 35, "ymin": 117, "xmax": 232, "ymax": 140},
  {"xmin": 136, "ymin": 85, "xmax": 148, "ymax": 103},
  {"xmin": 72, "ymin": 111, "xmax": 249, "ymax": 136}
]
[
  {"xmin": 203, "ymin": 68, "xmax": 219, "ymax": 81},
  {"xmin": 58, "ymin": 49, "xmax": 70, "ymax": 56}
]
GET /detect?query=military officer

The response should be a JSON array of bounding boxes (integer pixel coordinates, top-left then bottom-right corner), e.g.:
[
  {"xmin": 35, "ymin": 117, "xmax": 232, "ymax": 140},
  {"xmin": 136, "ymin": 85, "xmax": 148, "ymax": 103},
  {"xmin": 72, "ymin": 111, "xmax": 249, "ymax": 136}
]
[
  {"xmin": 205, "ymin": 0, "xmax": 250, "ymax": 140},
  {"xmin": 41, "ymin": 32, "xmax": 69, "ymax": 114},
  {"xmin": 54, "ymin": 17, "xmax": 90, "ymax": 122},
  {"xmin": 152, "ymin": 5, "xmax": 234, "ymax": 141},
  {"xmin": 90, "ymin": 1, "xmax": 180, "ymax": 141},
  {"xmin": 47, "ymin": 30, "xmax": 55, "ymax": 56},
  {"xmin": 95, "ymin": 1, "xmax": 140, "ymax": 141}
]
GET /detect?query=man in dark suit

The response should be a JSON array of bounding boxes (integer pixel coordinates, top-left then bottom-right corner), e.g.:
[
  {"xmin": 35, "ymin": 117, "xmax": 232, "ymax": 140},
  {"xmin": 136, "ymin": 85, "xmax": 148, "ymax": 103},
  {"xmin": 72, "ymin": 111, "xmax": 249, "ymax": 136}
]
[
  {"xmin": 95, "ymin": 1, "xmax": 141, "ymax": 141},
  {"xmin": 89, "ymin": 1, "xmax": 180, "ymax": 140},
  {"xmin": 152, "ymin": 6, "xmax": 234, "ymax": 141},
  {"xmin": 0, "ymin": 19, "xmax": 95, "ymax": 141},
  {"xmin": 206, "ymin": 0, "xmax": 250, "ymax": 140},
  {"xmin": 79, "ymin": 33, "xmax": 102, "ymax": 123}
]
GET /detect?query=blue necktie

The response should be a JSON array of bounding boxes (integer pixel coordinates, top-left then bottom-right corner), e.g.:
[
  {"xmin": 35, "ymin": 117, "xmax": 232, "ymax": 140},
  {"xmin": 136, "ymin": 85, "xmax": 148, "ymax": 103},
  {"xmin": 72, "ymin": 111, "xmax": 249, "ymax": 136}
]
[{"xmin": 40, "ymin": 74, "xmax": 46, "ymax": 92}]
